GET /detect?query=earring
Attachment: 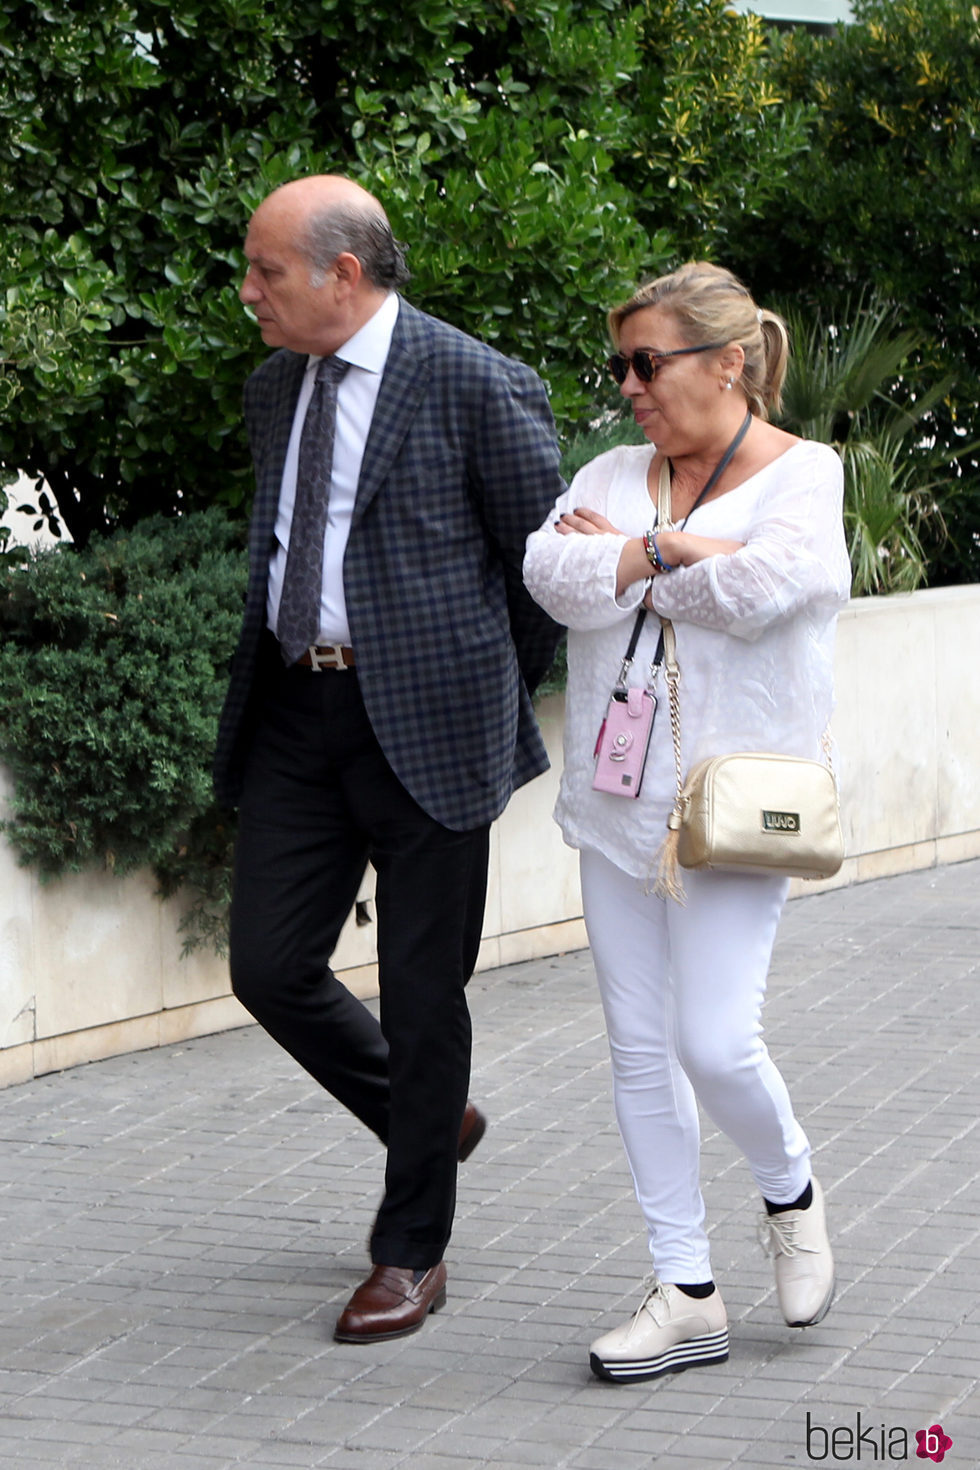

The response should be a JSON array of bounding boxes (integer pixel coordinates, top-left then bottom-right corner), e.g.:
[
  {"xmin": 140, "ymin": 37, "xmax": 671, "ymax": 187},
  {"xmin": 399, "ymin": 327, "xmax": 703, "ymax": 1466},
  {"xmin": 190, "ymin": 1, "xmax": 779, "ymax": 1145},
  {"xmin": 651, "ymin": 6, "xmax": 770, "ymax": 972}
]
[{"xmin": 724, "ymin": 378, "xmax": 735, "ymax": 391}]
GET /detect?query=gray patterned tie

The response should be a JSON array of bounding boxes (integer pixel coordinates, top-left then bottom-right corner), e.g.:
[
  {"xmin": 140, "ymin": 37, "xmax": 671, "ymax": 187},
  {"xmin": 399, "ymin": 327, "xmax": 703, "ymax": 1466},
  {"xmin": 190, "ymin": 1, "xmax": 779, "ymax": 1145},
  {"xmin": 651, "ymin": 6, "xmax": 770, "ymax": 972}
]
[{"xmin": 276, "ymin": 355, "xmax": 350, "ymax": 665}]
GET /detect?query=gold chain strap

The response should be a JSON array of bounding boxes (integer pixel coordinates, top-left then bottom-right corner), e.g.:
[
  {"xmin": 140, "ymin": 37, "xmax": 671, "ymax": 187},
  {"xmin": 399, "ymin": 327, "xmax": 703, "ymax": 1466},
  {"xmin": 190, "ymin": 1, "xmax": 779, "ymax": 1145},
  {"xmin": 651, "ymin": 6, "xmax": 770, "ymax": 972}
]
[
  {"xmin": 651, "ymin": 620, "xmax": 686, "ymax": 902},
  {"xmin": 650, "ymin": 461, "xmax": 687, "ymax": 901},
  {"xmin": 661, "ymin": 618, "xmax": 684, "ymax": 831},
  {"xmin": 655, "ymin": 460, "xmax": 685, "ymax": 826}
]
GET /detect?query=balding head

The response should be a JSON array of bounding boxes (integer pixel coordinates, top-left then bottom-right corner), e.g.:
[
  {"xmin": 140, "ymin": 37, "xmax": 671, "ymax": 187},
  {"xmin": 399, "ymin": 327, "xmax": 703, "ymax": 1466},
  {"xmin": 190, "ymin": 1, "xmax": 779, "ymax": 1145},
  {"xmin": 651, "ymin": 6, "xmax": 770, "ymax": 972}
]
[
  {"xmin": 261, "ymin": 174, "xmax": 378, "ymax": 215},
  {"xmin": 241, "ymin": 175, "xmax": 409, "ymax": 356},
  {"xmin": 252, "ymin": 176, "xmax": 409, "ymax": 291}
]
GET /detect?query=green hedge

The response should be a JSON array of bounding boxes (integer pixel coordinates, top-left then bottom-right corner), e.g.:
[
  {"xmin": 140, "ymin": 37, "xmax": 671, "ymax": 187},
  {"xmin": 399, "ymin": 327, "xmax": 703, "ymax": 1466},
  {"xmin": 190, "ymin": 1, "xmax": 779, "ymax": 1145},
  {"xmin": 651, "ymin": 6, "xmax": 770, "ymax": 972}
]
[{"xmin": 0, "ymin": 508, "xmax": 245, "ymax": 950}]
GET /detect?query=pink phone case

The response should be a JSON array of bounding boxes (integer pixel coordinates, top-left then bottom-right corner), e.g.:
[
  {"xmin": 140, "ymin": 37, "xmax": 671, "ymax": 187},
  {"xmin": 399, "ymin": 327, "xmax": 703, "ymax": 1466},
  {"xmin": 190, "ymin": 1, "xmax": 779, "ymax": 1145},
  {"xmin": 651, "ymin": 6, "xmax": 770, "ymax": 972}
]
[{"xmin": 592, "ymin": 687, "xmax": 657, "ymax": 797}]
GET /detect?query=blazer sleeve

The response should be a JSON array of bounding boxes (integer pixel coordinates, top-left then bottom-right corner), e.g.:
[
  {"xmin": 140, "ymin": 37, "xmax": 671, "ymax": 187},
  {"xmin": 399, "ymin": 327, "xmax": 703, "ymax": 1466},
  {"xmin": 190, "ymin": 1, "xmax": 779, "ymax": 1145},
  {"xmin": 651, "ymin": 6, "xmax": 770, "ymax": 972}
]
[{"xmin": 467, "ymin": 357, "xmax": 564, "ymax": 693}]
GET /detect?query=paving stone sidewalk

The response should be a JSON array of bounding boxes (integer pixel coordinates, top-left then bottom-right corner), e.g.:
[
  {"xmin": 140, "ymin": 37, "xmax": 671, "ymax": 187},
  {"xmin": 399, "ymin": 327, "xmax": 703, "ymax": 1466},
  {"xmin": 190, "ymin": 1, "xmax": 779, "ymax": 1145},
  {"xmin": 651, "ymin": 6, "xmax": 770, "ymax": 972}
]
[{"xmin": 1, "ymin": 861, "xmax": 978, "ymax": 1470}]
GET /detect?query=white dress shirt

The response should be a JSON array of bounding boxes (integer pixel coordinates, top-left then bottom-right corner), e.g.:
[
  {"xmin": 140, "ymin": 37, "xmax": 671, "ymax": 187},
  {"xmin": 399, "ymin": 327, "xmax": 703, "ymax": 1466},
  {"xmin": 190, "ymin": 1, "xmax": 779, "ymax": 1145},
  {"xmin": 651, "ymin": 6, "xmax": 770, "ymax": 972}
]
[
  {"xmin": 266, "ymin": 291, "xmax": 400, "ymax": 646},
  {"xmin": 523, "ymin": 438, "xmax": 851, "ymax": 880}
]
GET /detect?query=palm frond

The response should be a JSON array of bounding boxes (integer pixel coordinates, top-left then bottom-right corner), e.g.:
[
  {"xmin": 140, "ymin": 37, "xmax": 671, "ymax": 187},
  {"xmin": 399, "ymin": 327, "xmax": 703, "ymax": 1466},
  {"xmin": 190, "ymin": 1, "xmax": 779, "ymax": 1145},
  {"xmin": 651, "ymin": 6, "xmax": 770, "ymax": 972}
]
[{"xmin": 777, "ymin": 292, "xmax": 958, "ymax": 595}]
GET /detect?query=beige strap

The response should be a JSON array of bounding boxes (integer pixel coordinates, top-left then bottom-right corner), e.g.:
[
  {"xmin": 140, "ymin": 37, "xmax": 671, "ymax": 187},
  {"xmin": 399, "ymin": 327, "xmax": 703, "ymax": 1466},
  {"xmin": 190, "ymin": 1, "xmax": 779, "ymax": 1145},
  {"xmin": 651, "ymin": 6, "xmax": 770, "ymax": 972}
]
[{"xmin": 656, "ymin": 457, "xmax": 672, "ymax": 531}]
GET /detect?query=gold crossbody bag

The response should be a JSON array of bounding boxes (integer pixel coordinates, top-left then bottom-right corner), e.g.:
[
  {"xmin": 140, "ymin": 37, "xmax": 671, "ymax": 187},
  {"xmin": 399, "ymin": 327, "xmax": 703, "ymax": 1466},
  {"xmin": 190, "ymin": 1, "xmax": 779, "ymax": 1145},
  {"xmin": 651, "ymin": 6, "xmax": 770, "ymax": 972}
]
[{"xmin": 654, "ymin": 616, "xmax": 844, "ymax": 900}]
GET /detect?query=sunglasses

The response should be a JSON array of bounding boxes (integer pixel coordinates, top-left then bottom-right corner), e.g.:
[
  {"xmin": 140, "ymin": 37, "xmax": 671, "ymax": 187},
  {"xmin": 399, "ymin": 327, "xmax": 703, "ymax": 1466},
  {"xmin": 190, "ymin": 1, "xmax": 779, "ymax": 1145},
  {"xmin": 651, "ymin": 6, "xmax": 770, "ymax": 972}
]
[{"xmin": 607, "ymin": 342, "xmax": 727, "ymax": 385}]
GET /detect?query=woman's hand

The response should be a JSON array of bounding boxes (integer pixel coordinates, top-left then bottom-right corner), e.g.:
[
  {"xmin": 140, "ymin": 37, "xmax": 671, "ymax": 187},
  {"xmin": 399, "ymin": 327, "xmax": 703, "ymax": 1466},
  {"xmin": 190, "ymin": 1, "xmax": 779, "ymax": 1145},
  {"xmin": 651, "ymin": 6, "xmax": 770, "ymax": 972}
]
[
  {"xmin": 554, "ymin": 507, "xmax": 624, "ymax": 537},
  {"xmin": 555, "ymin": 509, "xmax": 651, "ymax": 598},
  {"xmin": 553, "ymin": 508, "xmax": 651, "ymax": 599}
]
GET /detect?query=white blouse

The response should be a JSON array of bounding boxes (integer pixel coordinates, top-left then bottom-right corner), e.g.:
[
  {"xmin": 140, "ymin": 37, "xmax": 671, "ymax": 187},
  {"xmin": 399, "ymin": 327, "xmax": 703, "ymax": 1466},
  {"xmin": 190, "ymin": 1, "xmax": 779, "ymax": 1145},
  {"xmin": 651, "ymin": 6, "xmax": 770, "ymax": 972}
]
[{"xmin": 523, "ymin": 438, "xmax": 851, "ymax": 880}]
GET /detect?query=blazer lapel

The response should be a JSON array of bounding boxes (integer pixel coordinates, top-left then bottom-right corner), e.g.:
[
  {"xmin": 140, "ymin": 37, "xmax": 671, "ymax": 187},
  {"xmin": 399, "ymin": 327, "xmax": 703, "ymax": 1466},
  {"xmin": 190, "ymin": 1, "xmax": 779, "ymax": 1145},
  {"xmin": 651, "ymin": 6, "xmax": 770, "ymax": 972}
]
[
  {"xmin": 245, "ymin": 350, "xmax": 306, "ymax": 612},
  {"xmin": 352, "ymin": 300, "xmax": 433, "ymax": 526},
  {"xmin": 252, "ymin": 352, "xmax": 306, "ymax": 537}
]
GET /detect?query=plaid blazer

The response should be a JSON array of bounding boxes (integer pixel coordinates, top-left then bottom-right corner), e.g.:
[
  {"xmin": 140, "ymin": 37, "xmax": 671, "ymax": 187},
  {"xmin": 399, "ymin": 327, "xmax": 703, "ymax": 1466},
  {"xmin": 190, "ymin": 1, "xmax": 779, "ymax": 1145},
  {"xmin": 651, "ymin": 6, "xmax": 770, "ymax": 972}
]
[{"xmin": 212, "ymin": 298, "xmax": 563, "ymax": 830}]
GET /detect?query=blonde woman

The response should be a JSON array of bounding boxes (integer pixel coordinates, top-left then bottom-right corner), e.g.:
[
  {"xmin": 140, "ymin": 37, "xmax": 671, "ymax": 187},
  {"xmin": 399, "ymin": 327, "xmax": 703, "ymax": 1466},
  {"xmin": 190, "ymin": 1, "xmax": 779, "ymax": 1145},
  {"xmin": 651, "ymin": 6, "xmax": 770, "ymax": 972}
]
[{"xmin": 523, "ymin": 264, "xmax": 850, "ymax": 1383}]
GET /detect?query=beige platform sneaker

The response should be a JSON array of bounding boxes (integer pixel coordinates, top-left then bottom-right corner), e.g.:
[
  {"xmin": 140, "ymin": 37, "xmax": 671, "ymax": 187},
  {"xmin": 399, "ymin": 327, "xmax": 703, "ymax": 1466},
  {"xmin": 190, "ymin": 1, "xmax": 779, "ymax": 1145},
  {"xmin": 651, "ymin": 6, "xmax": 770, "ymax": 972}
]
[
  {"xmin": 759, "ymin": 1176, "xmax": 835, "ymax": 1327},
  {"xmin": 589, "ymin": 1277, "xmax": 729, "ymax": 1384}
]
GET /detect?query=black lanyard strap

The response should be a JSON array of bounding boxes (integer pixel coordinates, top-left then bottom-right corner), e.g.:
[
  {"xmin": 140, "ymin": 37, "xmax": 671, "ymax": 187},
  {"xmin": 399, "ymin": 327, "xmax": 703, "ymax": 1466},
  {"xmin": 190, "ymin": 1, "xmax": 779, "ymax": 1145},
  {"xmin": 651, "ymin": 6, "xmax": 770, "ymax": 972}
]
[
  {"xmin": 619, "ymin": 411, "xmax": 753, "ymax": 684},
  {"xmin": 673, "ymin": 410, "xmax": 752, "ymax": 529}
]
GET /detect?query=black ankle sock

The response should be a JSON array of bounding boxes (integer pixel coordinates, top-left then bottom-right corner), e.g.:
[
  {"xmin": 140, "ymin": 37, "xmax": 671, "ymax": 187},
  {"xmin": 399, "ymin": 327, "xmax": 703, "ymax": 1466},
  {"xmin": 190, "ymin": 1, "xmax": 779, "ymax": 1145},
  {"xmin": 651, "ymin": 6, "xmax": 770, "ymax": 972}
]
[
  {"xmin": 764, "ymin": 1181, "xmax": 813, "ymax": 1216},
  {"xmin": 674, "ymin": 1281, "xmax": 715, "ymax": 1299}
]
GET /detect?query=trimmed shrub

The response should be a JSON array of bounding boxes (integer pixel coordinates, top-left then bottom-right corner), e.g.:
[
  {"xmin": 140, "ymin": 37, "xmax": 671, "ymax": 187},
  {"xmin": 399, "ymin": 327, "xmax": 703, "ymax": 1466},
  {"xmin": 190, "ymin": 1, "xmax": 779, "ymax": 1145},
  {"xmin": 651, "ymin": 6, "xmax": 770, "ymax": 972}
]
[{"xmin": 0, "ymin": 508, "xmax": 245, "ymax": 949}]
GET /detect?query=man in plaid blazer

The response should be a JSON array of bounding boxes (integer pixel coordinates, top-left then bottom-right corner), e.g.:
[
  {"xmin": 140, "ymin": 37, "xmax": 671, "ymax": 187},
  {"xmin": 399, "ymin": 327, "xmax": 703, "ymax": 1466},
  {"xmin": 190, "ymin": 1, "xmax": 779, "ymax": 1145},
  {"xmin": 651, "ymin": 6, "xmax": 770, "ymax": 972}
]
[{"xmin": 214, "ymin": 176, "xmax": 562, "ymax": 1344}]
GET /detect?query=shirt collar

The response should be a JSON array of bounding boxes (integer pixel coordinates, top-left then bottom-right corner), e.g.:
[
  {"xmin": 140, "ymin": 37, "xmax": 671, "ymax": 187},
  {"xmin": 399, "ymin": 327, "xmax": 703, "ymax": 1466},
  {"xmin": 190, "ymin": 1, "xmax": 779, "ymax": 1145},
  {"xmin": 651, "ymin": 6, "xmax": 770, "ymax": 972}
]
[{"xmin": 306, "ymin": 291, "xmax": 399, "ymax": 376}]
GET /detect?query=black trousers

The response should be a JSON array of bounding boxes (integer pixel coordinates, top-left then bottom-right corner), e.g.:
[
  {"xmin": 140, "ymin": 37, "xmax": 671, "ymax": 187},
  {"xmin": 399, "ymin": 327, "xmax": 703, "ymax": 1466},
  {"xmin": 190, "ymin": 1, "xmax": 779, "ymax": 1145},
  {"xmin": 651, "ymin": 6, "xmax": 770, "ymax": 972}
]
[{"xmin": 229, "ymin": 645, "xmax": 490, "ymax": 1270}]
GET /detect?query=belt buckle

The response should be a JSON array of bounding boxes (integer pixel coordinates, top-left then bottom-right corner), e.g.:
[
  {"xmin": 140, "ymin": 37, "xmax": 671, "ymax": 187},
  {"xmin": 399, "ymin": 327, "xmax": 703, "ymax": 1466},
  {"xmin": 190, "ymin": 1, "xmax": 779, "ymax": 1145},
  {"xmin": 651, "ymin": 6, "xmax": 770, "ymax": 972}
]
[{"xmin": 307, "ymin": 644, "xmax": 349, "ymax": 672}]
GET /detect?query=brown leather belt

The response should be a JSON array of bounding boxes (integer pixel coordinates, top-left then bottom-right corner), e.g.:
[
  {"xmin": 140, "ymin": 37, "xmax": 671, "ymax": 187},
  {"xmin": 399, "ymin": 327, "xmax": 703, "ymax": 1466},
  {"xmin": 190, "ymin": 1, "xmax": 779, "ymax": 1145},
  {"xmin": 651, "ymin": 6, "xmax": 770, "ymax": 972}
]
[{"xmin": 296, "ymin": 644, "xmax": 356, "ymax": 671}]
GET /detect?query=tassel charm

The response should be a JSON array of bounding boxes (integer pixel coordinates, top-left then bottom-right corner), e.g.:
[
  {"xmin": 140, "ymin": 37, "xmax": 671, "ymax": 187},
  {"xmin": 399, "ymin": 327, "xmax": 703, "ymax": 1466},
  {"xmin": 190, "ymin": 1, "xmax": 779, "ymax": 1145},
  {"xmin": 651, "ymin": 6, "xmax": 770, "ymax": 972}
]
[{"xmin": 650, "ymin": 808, "xmax": 686, "ymax": 903}]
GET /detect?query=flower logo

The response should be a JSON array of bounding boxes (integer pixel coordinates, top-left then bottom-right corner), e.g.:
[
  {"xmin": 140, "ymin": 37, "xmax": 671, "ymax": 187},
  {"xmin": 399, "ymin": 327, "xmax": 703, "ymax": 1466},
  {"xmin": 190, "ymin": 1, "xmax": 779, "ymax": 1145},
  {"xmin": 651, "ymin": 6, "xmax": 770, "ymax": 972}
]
[{"xmin": 915, "ymin": 1423, "xmax": 953, "ymax": 1462}]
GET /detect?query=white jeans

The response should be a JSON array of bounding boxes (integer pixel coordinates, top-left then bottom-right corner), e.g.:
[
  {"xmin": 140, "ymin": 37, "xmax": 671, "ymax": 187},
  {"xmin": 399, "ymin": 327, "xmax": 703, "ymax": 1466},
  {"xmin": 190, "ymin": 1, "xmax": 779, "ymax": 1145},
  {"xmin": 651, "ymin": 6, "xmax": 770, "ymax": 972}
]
[{"xmin": 580, "ymin": 847, "xmax": 811, "ymax": 1283}]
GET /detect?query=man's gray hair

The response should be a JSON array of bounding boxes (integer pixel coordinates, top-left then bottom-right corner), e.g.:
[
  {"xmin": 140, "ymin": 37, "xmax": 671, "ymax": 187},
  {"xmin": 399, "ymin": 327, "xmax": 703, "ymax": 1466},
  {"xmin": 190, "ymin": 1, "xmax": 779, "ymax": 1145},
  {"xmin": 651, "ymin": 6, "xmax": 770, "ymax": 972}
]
[{"xmin": 304, "ymin": 202, "xmax": 411, "ymax": 290}]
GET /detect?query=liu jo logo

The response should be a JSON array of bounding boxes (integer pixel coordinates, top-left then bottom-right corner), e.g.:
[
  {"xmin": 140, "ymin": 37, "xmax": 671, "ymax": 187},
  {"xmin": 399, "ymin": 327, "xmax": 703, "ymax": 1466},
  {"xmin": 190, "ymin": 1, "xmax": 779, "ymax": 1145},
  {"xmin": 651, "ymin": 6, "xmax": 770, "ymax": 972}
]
[
  {"xmin": 762, "ymin": 807, "xmax": 800, "ymax": 833},
  {"xmin": 805, "ymin": 1412, "xmax": 953, "ymax": 1461}
]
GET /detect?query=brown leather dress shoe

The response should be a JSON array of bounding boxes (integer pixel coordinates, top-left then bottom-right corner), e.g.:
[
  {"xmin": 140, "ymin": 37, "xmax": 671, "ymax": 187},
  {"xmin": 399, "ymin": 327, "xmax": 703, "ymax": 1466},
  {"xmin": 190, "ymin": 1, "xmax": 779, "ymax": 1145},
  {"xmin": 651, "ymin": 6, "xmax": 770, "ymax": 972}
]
[
  {"xmin": 458, "ymin": 1101, "xmax": 487, "ymax": 1161},
  {"xmin": 334, "ymin": 1263, "xmax": 447, "ymax": 1343}
]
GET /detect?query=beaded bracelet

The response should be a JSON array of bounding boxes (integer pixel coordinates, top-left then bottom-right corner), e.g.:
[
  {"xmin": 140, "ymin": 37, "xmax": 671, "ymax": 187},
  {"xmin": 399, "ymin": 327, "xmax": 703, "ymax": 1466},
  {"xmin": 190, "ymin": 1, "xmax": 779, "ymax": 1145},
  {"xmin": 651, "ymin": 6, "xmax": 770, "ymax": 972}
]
[{"xmin": 642, "ymin": 529, "xmax": 676, "ymax": 574}]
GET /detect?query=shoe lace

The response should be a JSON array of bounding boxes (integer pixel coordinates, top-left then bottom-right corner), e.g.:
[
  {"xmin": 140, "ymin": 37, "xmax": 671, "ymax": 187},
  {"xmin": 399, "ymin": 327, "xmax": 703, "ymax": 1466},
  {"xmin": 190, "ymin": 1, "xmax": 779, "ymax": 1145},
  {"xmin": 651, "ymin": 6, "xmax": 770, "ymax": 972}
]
[
  {"xmin": 758, "ymin": 1210, "xmax": 814, "ymax": 1260},
  {"xmin": 634, "ymin": 1273, "xmax": 670, "ymax": 1321}
]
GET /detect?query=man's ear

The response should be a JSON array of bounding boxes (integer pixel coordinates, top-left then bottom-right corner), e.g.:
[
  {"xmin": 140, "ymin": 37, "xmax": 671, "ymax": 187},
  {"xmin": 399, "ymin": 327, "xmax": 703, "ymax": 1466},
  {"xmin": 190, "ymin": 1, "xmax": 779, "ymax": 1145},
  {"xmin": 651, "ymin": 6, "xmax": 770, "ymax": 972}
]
[{"xmin": 331, "ymin": 251, "xmax": 363, "ymax": 297}]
